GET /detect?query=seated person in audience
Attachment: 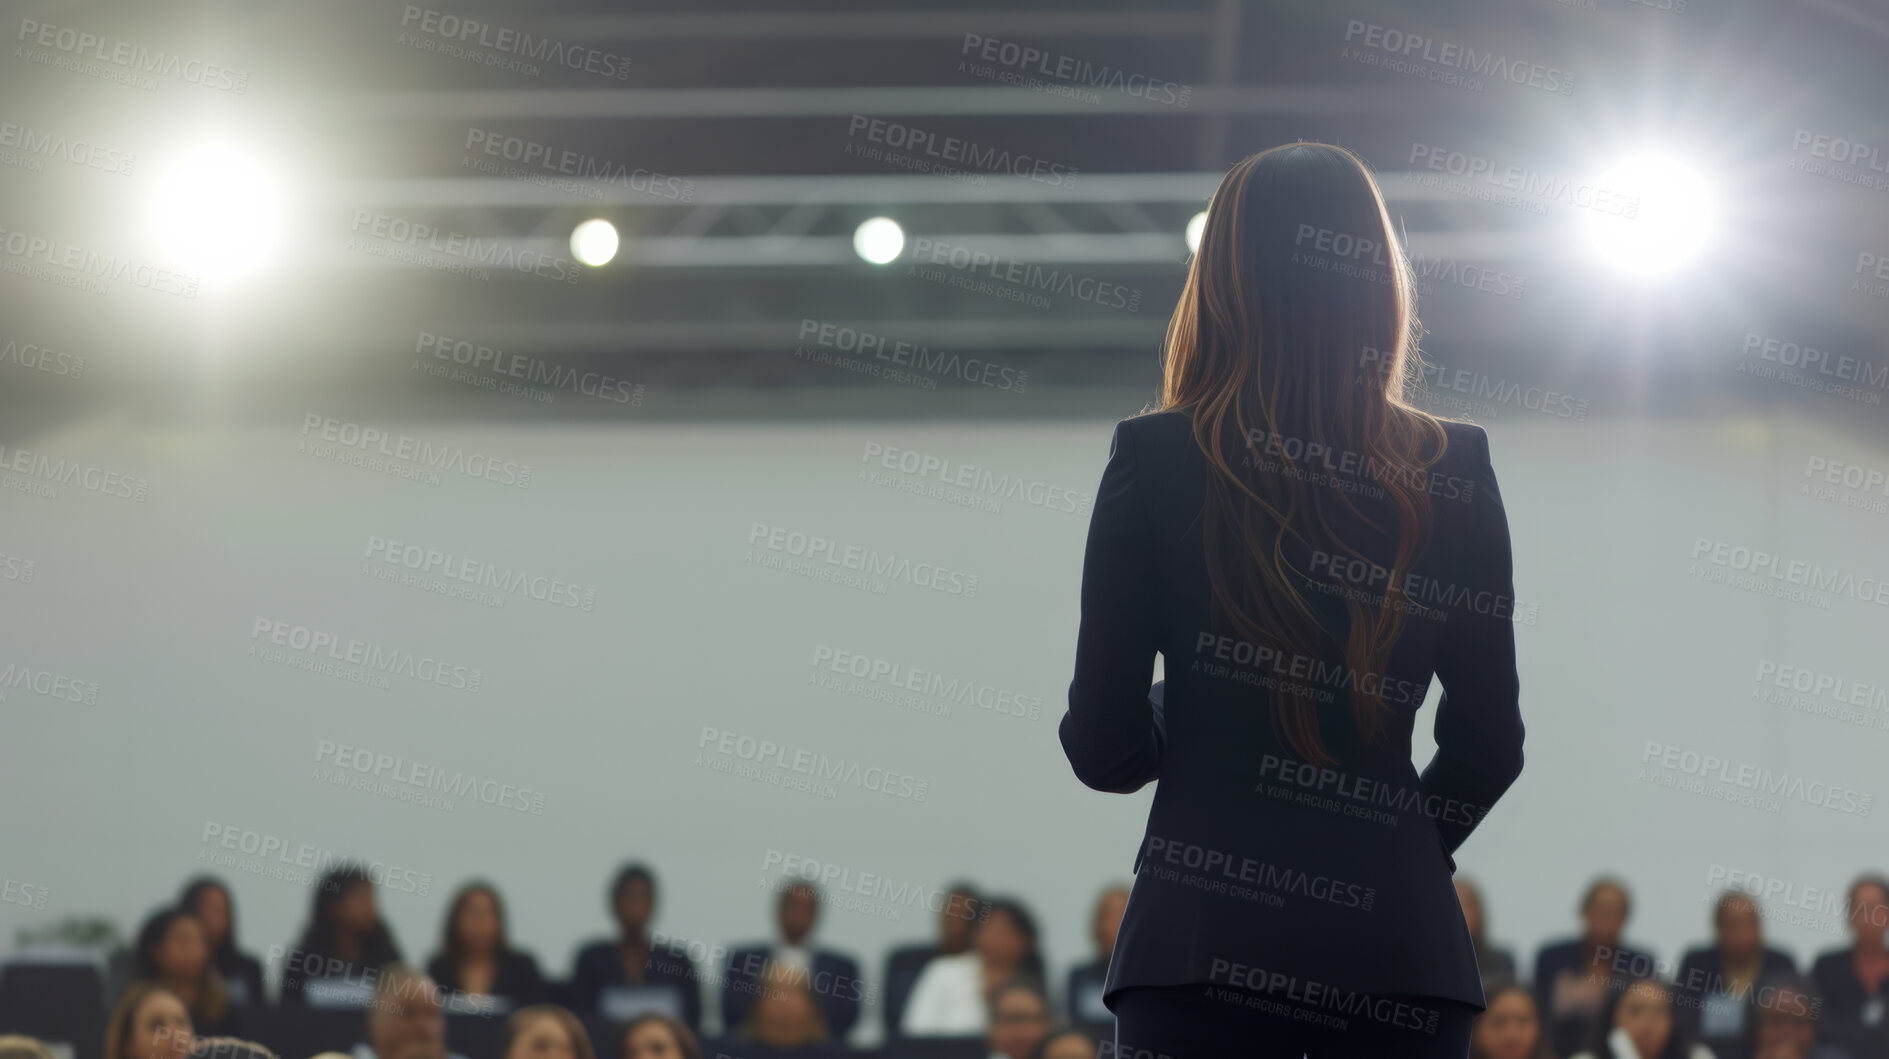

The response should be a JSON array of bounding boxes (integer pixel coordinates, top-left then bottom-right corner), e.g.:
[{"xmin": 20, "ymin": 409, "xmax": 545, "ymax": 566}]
[
  {"xmin": 426, "ymin": 882, "xmax": 550, "ymax": 1011},
  {"xmin": 500, "ymin": 1004, "xmax": 595, "ymax": 1059},
  {"xmin": 883, "ymin": 881, "xmax": 981, "ymax": 1038},
  {"xmin": 1745, "ymin": 970, "xmax": 1853, "ymax": 1059},
  {"xmin": 1536, "ymin": 876, "xmax": 1658, "ymax": 1058},
  {"xmin": 1063, "ymin": 885, "xmax": 1128, "ymax": 1035},
  {"xmin": 902, "ymin": 897, "xmax": 1044, "ymax": 1036},
  {"xmin": 721, "ymin": 882, "xmax": 862, "ymax": 1042},
  {"xmin": 1458, "ymin": 877, "xmax": 1519, "ymax": 992},
  {"xmin": 719, "ymin": 961, "xmax": 845, "ymax": 1059},
  {"xmin": 1675, "ymin": 892, "xmax": 1798, "ymax": 1059},
  {"xmin": 1810, "ymin": 874, "xmax": 1889, "ymax": 1058},
  {"xmin": 351, "ymin": 964, "xmax": 469, "ymax": 1059},
  {"xmin": 1568, "ymin": 975, "xmax": 1716, "ymax": 1059},
  {"xmin": 984, "ymin": 980, "xmax": 1052, "ymax": 1059},
  {"xmin": 620, "ymin": 1013, "xmax": 703, "ymax": 1059},
  {"xmin": 569, "ymin": 863, "xmax": 702, "ymax": 1032},
  {"xmin": 1028, "ymin": 1028, "xmax": 1096, "ymax": 1059},
  {"xmin": 178, "ymin": 878, "xmax": 268, "ymax": 1012},
  {"xmin": 105, "ymin": 982, "xmax": 195, "ymax": 1059},
  {"xmin": 1470, "ymin": 982, "xmax": 1555, "ymax": 1059},
  {"xmin": 133, "ymin": 908, "xmax": 243, "ymax": 1036},
  {"xmin": 282, "ymin": 865, "xmax": 405, "ymax": 1008}
]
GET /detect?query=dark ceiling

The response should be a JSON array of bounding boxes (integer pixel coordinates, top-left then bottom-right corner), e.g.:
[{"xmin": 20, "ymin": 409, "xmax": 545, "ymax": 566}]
[{"xmin": 1, "ymin": 0, "xmax": 1885, "ymax": 430}]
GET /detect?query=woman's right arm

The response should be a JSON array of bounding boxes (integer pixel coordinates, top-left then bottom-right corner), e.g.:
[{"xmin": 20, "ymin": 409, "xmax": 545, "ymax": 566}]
[{"xmin": 1418, "ymin": 424, "xmax": 1525, "ymax": 862}]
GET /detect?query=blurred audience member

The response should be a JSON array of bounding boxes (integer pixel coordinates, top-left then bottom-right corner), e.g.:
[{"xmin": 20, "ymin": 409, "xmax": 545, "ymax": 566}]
[
  {"xmin": 352, "ymin": 964, "xmax": 467, "ymax": 1059},
  {"xmin": 105, "ymin": 982, "xmax": 194, "ymax": 1059},
  {"xmin": 570, "ymin": 864, "xmax": 702, "ymax": 1031},
  {"xmin": 1470, "ymin": 982, "xmax": 1555, "ymax": 1059},
  {"xmin": 1675, "ymin": 893, "xmax": 1798, "ymax": 1059},
  {"xmin": 883, "ymin": 881, "xmax": 981, "ymax": 1038},
  {"xmin": 722, "ymin": 961, "xmax": 844, "ymax": 1059},
  {"xmin": 1537, "ymin": 877, "xmax": 1656, "ymax": 1058},
  {"xmin": 902, "ymin": 897, "xmax": 1043, "ymax": 1035},
  {"xmin": 1745, "ymin": 970, "xmax": 1852, "ymax": 1059},
  {"xmin": 985, "ymin": 980, "xmax": 1052, "ymax": 1059},
  {"xmin": 178, "ymin": 878, "xmax": 268, "ymax": 1011},
  {"xmin": 501, "ymin": 1005, "xmax": 595, "ymax": 1059},
  {"xmin": 1458, "ymin": 877, "xmax": 1519, "ymax": 992},
  {"xmin": 1568, "ymin": 975, "xmax": 1715, "ymax": 1059},
  {"xmin": 1064, "ymin": 885, "xmax": 1128, "ymax": 1036},
  {"xmin": 133, "ymin": 909, "xmax": 241, "ymax": 1036},
  {"xmin": 0, "ymin": 1038, "xmax": 55, "ymax": 1059},
  {"xmin": 1028, "ymin": 1028, "xmax": 1096, "ymax": 1059},
  {"xmin": 427, "ymin": 882, "xmax": 549, "ymax": 1010},
  {"xmin": 721, "ymin": 882, "xmax": 861, "ymax": 1041},
  {"xmin": 620, "ymin": 1013, "xmax": 703, "ymax": 1059},
  {"xmin": 1810, "ymin": 875, "xmax": 1889, "ymax": 1059},
  {"xmin": 282, "ymin": 865, "xmax": 404, "ymax": 1008}
]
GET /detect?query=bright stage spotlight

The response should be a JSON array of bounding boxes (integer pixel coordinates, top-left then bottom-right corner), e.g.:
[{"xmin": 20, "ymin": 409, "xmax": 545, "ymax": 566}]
[
  {"xmin": 148, "ymin": 144, "xmax": 285, "ymax": 278},
  {"xmin": 1186, "ymin": 211, "xmax": 1208, "ymax": 254},
  {"xmin": 1582, "ymin": 155, "xmax": 1720, "ymax": 277},
  {"xmin": 853, "ymin": 217, "xmax": 904, "ymax": 264},
  {"xmin": 571, "ymin": 219, "xmax": 619, "ymax": 266}
]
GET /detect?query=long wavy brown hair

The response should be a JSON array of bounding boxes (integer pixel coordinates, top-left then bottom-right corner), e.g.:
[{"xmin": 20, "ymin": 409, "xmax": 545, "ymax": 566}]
[{"xmin": 1158, "ymin": 141, "xmax": 1450, "ymax": 767}]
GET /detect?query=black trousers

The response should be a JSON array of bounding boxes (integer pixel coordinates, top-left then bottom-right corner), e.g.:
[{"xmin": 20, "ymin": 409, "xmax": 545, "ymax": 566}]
[{"xmin": 1113, "ymin": 982, "xmax": 1479, "ymax": 1059}]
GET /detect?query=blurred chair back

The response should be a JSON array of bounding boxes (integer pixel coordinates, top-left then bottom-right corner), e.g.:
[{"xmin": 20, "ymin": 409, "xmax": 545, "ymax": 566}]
[
  {"xmin": 254, "ymin": 1005, "xmax": 362, "ymax": 1057},
  {"xmin": 0, "ymin": 947, "xmax": 108, "ymax": 1059},
  {"xmin": 881, "ymin": 1036, "xmax": 984, "ymax": 1059}
]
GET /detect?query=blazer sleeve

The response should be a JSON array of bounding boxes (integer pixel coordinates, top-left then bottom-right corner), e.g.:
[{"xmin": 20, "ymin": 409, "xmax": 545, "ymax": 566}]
[
  {"xmin": 1061, "ymin": 417, "xmax": 1164, "ymax": 794},
  {"xmin": 1419, "ymin": 424, "xmax": 1525, "ymax": 858}
]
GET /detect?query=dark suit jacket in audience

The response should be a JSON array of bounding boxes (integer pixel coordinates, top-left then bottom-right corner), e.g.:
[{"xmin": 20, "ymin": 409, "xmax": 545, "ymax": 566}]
[
  {"xmin": 278, "ymin": 935, "xmax": 403, "ymax": 1007},
  {"xmin": 214, "ymin": 949, "xmax": 268, "ymax": 1011},
  {"xmin": 1533, "ymin": 939, "xmax": 1655, "ymax": 1059},
  {"xmin": 1811, "ymin": 949, "xmax": 1889, "ymax": 1059},
  {"xmin": 568, "ymin": 940, "xmax": 702, "ymax": 1032},
  {"xmin": 1671, "ymin": 945, "xmax": 1796, "ymax": 1059},
  {"xmin": 721, "ymin": 945, "xmax": 862, "ymax": 1041},
  {"xmin": 1473, "ymin": 942, "xmax": 1517, "ymax": 993},
  {"xmin": 1065, "ymin": 958, "xmax": 1111, "ymax": 1036},
  {"xmin": 882, "ymin": 944, "xmax": 939, "ymax": 1038},
  {"xmin": 425, "ymin": 951, "xmax": 551, "ymax": 1009}
]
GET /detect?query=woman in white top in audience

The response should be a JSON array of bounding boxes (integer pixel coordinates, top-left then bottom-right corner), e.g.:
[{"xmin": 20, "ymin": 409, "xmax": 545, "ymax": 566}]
[
  {"xmin": 1568, "ymin": 976, "xmax": 1717, "ymax": 1059},
  {"xmin": 900, "ymin": 899, "xmax": 1042, "ymax": 1035}
]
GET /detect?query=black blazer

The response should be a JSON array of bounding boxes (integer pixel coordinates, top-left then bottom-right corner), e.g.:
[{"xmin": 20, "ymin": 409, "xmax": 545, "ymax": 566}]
[
  {"xmin": 1472, "ymin": 941, "xmax": 1518, "ymax": 993},
  {"xmin": 425, "ymin": 950, "xmax": 551, "ymax": 1009},
  {"xmin": 277, "ymin": 932, "xmax": 403, "ymax": 1007},
  {"xmin": 880, "ymin": 943, "xmax": 938, "ymax": 1038},
  {"xmin": 1810, "ymin": 948, "xmax": 1889, "ymax": 1057},
  {"xmin": 568, "ymin": 939, "xmax": 703, "ymax": 1032},
  {"xmin": 1060, "ymin": 412, "xmax": 1524, "ymax": 1011},
  {"xmin": 1671, "ymin": 945, "xmax": 1797, "ymax": 1059},
  {"xmin": 720, "ymin": 945, "xmax": 863, "ymax": 1040},
  {"xmin": 1064, "ymin": 957, "xmax": 1112, "ymax": 1036},
  {"xmin": 213, "ymin": 948, "xmax": 267, "ymax": 1011}
]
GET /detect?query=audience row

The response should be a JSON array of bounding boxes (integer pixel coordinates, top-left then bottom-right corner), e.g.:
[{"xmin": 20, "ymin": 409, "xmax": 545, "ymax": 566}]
[{"xmin": 4, "ymin": 867, "xmax": 1886, "ymax": 1059}]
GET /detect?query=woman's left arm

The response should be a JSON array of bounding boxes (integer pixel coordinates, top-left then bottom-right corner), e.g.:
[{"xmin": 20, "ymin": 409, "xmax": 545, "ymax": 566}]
[{"xmin": 1060, "ymin": 418, "xmax": 1164, "ymax": 794}]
